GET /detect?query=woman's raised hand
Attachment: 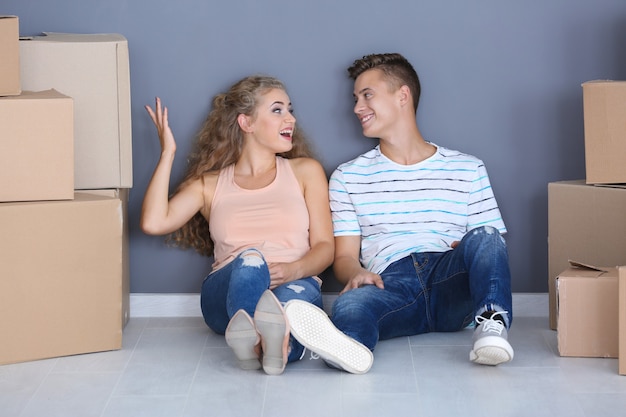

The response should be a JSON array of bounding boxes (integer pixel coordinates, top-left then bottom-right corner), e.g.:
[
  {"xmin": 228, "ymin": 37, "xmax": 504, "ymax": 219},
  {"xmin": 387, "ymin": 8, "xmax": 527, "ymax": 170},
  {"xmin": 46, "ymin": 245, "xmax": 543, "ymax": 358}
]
[{"xmin": 145, "ymin": 97, "xmax": 176, "ymax": 155}]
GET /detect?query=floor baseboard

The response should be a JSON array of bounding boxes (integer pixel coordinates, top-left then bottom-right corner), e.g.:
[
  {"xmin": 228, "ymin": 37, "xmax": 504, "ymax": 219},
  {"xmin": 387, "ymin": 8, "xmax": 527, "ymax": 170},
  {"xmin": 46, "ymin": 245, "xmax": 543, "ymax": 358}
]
[{"xmin": 130, "ymin": 292, "xmax": 548, "ymax": 318}]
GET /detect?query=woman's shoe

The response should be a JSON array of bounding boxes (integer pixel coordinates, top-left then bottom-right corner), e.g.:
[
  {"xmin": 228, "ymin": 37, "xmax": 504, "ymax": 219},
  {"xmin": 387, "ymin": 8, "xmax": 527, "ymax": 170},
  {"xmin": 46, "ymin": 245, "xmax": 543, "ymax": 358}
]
[
  {"xmin": 225, "ymin": 309, "xmax": 261, "ymax": 370},
  {"xmin": 254, "ymin": 290, "xmax": 290, "ymax": 375}
]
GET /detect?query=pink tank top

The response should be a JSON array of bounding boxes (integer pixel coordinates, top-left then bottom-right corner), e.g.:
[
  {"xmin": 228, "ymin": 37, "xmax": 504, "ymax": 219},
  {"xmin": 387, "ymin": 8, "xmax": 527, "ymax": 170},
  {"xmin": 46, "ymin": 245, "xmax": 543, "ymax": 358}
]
[{"xmin": 209, "ymin": 157, "xmax": 310, "ymax": 271}]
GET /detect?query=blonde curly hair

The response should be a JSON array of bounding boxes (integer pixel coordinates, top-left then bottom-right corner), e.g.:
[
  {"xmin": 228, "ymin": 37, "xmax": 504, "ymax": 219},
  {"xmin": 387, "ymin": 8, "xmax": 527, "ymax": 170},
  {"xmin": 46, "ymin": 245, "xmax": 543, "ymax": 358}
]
[{"xmin": 167, "ymin": 75, "xmax": 314, "ymax": 256}]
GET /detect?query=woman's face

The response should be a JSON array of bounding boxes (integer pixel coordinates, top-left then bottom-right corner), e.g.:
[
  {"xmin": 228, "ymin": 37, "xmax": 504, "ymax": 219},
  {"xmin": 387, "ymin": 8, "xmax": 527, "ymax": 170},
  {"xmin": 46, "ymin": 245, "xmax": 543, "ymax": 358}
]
[{"xmin": 244, "ymin": 88, "xmax": 296, "ymax": 154}]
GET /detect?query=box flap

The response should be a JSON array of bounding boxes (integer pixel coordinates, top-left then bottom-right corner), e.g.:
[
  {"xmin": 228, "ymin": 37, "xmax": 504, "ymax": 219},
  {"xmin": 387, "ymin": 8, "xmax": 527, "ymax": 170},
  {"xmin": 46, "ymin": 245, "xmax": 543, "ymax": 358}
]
[
  {"xmin": 23, "ymin": 32, "xmax": 127, "ymax": 43},
  {"xmin": 0, "ymin": 89, "xmax": 70, "ymax": 101},
  {"xmin": 582, "ymin": 79, "xmax": 626, "ymax": 86},
  {"xmin": 567, "ymin": 260, "xmax": 610, "ymax": 273}
]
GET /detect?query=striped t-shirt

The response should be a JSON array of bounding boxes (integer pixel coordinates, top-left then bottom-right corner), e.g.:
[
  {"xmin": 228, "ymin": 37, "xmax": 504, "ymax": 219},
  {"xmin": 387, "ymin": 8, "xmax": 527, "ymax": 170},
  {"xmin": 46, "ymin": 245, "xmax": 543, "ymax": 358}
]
[{"xmin": 329, "ymin": 143, "xmax": 506, "ymax": 274}]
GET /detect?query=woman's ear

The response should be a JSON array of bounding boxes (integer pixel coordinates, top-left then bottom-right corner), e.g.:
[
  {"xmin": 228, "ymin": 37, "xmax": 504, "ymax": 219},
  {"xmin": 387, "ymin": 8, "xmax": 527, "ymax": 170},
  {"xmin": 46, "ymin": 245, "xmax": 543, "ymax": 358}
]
[{"xmin": 237, "ymin": 113, "xmax": 253, "ymax": 133}]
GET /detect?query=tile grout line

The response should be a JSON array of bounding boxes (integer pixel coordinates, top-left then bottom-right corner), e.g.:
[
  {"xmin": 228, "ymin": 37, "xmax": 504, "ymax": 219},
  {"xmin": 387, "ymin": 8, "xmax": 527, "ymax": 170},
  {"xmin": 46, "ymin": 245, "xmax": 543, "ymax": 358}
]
[{"xmin": 99, "ymin": 319, "xmax": 148, "ymax": 417}]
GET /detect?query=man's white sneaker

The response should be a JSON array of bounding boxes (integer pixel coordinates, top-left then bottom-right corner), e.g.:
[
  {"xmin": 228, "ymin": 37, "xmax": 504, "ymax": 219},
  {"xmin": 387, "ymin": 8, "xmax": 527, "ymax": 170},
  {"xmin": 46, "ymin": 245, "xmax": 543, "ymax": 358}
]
[
  {"xmin": 284, "ymin": 300, "xmax": 373, "ymax": 374},
  {"xmin": 469, "ymin": 311, "xmax": 514, "ymax": 366}
]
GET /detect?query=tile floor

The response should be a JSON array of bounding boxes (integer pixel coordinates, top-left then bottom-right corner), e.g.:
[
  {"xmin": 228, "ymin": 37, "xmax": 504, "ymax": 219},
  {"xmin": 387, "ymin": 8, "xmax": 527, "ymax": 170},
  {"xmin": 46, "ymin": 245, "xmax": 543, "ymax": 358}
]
[{"xmin": 2, "ymin": 294, "xmax": 625, "ymax": 417}]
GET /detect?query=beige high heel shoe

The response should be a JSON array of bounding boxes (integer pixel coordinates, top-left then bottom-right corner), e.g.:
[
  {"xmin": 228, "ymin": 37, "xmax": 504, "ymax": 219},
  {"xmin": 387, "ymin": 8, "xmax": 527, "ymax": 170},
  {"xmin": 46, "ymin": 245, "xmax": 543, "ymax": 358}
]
[
  {"xmin": 225, "ymin": 309, "xmax": 261, "ymax": 370},
  {"xmin": 254, "ymin": 290, "xmax": 290, "ymax": 375}
]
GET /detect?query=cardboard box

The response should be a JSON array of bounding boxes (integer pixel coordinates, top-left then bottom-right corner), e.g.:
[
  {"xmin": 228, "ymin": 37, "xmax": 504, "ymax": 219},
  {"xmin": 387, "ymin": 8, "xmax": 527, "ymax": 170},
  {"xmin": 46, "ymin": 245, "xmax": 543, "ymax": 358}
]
[
  {"xmin": 556, "ymin": 262, "xmax": 619, "ymax": 358},
  {"xmin": 0, "ymin": 89, "xmax": 74, "ymax": 202},
  {"xmin": 20, "ymin": 33, "xmax": 132, "ymax": 189},
  {"xmin": 618, "ymin": 266, "xmax": 626, "ymax": 375},
  {"xmin": 0, "ymin": 16, "xmax": 20, "ymax": 96},
  {"xmin": 547, "ymin": 180, "xmax": 626, "ymax": 329},
  {"xmin": 0, "ymin": 192, "xmax": 126, "ymax": 365},
  {"xmin": 83, "ymin": 188, "xmax": 131, "ymax": 327},
  {"xmin": 582, "ymin": 80, "xmax": 626, "ymax": 185}
]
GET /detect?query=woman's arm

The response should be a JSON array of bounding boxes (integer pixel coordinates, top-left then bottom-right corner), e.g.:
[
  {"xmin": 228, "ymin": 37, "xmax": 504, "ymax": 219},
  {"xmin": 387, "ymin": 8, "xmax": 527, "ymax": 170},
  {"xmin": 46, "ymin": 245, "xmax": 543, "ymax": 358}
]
[
  {"xmin": 267, "ymin": 158, "xmax": 334, "ymax": 288},
  {"xmin": 140, "ymin": 97, "xmax": 205, "ymax": 235}
]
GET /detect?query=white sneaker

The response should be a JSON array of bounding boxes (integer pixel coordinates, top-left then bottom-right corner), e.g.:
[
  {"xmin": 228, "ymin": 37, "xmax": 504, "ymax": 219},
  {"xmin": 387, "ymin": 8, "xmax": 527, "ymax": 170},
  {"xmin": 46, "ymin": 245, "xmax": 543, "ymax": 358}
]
[
  {"xmin": 284, "ymin": 300, "xmax": 373, "ymax": 374},
  {"xmin": 469, "ymin": 311, "xmax": 514, "ymax": 366}
]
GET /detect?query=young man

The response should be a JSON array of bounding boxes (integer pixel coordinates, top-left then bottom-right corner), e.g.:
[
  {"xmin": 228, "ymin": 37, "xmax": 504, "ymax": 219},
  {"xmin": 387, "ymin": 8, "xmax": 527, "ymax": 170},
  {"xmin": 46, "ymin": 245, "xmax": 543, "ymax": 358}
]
[{"xmin": 284, "ymin": 53, "xmax": 513, "ymax": 374}]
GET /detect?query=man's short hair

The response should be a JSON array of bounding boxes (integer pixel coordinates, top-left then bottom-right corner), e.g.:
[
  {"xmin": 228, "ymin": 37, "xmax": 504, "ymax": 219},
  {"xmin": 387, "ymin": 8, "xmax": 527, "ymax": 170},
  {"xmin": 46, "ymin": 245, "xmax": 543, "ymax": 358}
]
[{"xmin": 348, "ymin": 53, "xmax": 421, "ymax": 113}]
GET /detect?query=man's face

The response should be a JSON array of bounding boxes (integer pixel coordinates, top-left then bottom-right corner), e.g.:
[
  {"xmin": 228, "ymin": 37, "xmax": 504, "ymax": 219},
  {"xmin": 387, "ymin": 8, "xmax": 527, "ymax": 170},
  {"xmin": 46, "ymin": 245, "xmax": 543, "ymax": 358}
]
[{"xmin": 352, "ymin": 69, "xmax": 402, "ymax": 138}]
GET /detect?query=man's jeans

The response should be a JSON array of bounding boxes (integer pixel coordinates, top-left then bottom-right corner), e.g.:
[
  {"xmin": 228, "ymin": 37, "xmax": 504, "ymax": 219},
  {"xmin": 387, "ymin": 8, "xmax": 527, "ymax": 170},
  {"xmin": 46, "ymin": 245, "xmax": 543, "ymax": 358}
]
[
  {"xmin": 200, "ymin": 248, "xmax": 323, "ymax": 362},
  {"xmin": 331, "ymin": 226, "xmax": 513, "ymax": 351}
]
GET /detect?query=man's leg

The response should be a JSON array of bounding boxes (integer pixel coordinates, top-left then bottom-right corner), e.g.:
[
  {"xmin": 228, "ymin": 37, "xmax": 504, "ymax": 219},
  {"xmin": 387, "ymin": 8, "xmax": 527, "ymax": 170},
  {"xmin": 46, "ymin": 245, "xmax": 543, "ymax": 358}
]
[
  {"xmin": 332, "ymin": 255, "xmax": 430, "ymax": 350},
  {"xmin": 283, "ymin": 255, "xmax": 426, "ymax": 373},
  {"xmin": 428, "ymin": 226, "xmax": 514, "ymax": 365}
]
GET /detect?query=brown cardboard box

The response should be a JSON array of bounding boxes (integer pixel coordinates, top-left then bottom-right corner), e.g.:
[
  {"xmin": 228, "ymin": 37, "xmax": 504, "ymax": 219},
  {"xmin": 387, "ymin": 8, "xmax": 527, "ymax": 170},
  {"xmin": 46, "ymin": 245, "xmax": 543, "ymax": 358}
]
[
  {"xmin": 0, "ymin": 89, "xmax": 74, "ymax": 202},
  {"xmin": 618, "ymin": 266, "xmax": 626, "ymax": 375},
  {"xmin": 20, "ymin": 33, "xmax": 132, "ymax": 189},
  {"xmin": 556, "ymin": 262, "xmax": 619, "ymax": 358},
  {"xmin": 582, "ymin": 80, "xmax": 626, "ymax": 185},
  {"xmin": 0, "ymin": 192, "xmax": 126, "ymax": 365},
  {"xmin": 83, "ymin": 188, "xmax": 131, "ymax": 327},
  {"xmin": 547, "ymin": 180, "xmax": 626, "ymax": 329},
  {"xmin": 0, "ymin": 16, "xmax": 20, "ymax": 96}
]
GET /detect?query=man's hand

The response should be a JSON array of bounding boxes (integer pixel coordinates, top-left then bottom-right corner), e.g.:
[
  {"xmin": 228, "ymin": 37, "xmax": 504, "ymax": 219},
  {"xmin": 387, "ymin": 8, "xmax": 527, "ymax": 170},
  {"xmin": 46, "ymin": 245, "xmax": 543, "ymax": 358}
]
[{"xmin": 340, "ymin": 270, "xmax": 384, "ymax": 294}]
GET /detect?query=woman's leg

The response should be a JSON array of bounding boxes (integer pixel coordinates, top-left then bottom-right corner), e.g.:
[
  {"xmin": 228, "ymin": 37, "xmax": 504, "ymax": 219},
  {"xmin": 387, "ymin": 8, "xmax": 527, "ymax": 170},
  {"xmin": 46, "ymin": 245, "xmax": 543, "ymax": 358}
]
[
  {"xmin": 272, "ymin": 277, "xmax": 323, "ymax": 362},
  {"xmin": 200, "ymin": 248, "xmax": 270, "ymax": 334}
]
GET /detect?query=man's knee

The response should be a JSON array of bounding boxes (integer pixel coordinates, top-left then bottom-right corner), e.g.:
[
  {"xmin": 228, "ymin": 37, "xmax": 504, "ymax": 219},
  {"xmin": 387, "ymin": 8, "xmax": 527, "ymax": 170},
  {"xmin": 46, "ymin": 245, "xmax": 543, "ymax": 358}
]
[{"xmin": 468, "ymin": 225, "xmax": 506, "ymax": 246}]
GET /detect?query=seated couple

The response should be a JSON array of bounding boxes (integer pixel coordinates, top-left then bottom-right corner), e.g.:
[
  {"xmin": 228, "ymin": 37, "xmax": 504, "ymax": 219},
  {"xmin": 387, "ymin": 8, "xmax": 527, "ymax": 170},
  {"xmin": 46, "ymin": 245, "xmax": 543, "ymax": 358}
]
[{"xmin": 141, "ymin": 52, "xmax": 514, "ymax": 375}]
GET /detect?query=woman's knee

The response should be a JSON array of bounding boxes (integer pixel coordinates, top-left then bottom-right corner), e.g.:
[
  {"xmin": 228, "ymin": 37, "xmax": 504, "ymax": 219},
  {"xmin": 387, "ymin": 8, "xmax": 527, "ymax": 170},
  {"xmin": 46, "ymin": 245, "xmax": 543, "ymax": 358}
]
[
  {"xmin": 274, "ymin": 277, "xmax": 322, "ymax": 307},
  {"xmin": 238, "ymin": 248, "xmax": 266, "ymax": 266},
  {"xmin": 234, "ymin": 249, "xmax": 269, "ymax": 276}
]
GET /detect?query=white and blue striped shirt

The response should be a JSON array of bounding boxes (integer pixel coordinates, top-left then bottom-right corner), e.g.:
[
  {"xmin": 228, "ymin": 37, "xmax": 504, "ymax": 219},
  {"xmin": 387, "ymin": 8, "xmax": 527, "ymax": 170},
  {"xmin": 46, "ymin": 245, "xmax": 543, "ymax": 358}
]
[{"xmin": 329, "ymin": 144, "xmax": 506, "ymax": 274}]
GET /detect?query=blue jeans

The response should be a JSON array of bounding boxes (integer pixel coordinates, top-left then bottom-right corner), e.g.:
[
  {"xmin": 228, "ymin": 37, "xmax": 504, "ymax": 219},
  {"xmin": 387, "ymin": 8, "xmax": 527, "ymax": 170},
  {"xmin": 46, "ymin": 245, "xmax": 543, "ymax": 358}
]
[
  {"xmin": 331, "ymin": 226, "xmax": 513, "ymax": 351},
  {"xmin": 200, "ymin": 248, "xmax": 323, "ymax": 362}
]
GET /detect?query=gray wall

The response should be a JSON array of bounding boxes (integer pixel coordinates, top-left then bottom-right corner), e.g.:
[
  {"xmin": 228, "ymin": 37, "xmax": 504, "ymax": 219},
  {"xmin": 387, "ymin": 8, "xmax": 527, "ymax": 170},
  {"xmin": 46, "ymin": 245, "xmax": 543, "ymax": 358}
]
[{"xmin": 6, "ymin": 1, "xmax": 626, "ymax": 293}]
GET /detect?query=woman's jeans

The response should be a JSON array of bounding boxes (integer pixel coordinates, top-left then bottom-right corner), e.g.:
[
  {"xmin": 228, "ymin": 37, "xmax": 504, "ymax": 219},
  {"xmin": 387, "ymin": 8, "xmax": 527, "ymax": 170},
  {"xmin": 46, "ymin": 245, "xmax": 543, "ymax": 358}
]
[
  {"xmin": 331, "ymin": 226, "xmax": 513, "ymax": 351},
  {"xmin": 200, "ymin": 248, "xmax": 323, "ymax": 362}
]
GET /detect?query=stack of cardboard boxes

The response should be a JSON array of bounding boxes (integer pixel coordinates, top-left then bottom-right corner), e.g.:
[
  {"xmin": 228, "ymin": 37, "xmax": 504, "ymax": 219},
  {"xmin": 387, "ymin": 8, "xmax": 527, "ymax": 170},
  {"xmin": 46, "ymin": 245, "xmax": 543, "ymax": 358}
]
[
  {"xmin": 548, "ymin": 79, "xmax": 626, "ymax": 375},
  {"xmin": 0, "ymin": 16, "xmax": 132, "ymax": 365}
]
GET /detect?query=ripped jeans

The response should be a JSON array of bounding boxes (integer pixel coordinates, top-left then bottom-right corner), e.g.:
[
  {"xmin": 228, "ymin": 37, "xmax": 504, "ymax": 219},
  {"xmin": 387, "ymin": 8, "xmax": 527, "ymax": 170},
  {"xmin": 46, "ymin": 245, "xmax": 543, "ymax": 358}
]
[
  {"xmin": 200, "ymin": 248, "xmax": 323, "ymax": 362},
  {"xmin": 331, "ymin": 226, "xmax": 513, "ymax": 351}
]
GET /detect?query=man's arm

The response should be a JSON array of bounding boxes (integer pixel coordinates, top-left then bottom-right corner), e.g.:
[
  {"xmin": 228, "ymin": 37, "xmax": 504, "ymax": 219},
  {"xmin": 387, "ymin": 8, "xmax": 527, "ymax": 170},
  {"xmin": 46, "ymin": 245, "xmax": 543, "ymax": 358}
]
[{"xmin": 333, "ymin": 235, "xmax": 384, "ymax": 294}]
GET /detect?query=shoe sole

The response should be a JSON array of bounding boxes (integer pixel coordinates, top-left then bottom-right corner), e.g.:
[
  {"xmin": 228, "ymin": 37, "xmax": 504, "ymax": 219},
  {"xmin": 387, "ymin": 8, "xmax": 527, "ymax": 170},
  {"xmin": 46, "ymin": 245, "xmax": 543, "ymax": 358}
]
[
  {"xmin": 254, "ymin": 291, "xmax": 289, "ymax": 375},
  {"xmin": 225, "ymin": 310, "xmax": 261, "ymax": 370},
  {"xmin": 284, "ymin": 300, "xmax": 373, "ymax": 374},
  {"xmin": 470, "ymin": 336, "xmax": 514, "ymax": 366}
]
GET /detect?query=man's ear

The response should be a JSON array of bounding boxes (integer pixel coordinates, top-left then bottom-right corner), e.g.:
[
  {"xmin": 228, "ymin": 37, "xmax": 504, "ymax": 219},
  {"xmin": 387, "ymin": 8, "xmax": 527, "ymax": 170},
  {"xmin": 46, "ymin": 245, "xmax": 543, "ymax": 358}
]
[
  {"xmin": 398, "ymin": 85, "xmax": 412, "ymax": 108},
  {"xmin": 237, "ymin": 113, "xmax": 253, "ymax": 133}
]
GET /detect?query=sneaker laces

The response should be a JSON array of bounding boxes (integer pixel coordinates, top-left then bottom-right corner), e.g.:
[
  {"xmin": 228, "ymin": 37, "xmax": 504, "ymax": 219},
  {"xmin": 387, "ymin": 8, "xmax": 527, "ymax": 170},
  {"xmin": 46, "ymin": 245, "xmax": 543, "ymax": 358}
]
[
  {"xmin": 298, "ymin": 348, "xmax": 320, "ymax": 361},
  {"xmin": 475, "ymin": 311, "xmax": 508, "ymax": 335}
]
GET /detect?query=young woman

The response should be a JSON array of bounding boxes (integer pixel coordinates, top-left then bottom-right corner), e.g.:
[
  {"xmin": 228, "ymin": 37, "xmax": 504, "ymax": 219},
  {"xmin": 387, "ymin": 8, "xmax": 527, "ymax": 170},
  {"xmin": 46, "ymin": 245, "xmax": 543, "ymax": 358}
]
[{"xmin": 141, "ymin": 75, "xmax": 334, "ymax": 375}]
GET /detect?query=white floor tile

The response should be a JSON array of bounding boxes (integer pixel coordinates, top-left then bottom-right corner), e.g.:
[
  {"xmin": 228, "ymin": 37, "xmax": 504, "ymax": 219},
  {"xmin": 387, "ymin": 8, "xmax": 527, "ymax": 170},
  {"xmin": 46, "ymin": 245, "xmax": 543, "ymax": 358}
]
[{"xmin": 1, "ymin": 293, "xmax": 624, "ymax": 417}]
